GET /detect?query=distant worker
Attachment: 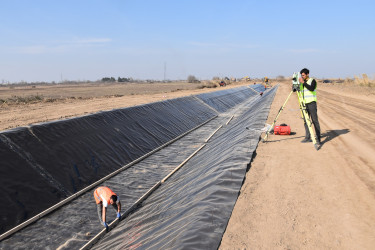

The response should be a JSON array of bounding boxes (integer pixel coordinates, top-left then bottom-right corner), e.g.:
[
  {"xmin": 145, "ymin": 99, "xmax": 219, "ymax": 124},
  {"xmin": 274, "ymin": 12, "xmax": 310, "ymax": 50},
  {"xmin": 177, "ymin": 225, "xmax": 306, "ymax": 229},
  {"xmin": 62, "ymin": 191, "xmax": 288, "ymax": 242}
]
[
  {"xmin": 299, "ymin": 68, "xmax": 321, "ymax": 146},
  {"xmin": 264, "ymin": 77, "xmax": 269, "ymax": 88},
  {"xmin": 94, "ymin": 186, "xmax": 122, "ymax": 231},
  {"xmin": 219, "ymin": 80, "xmax": 226, "ymax": 87}
]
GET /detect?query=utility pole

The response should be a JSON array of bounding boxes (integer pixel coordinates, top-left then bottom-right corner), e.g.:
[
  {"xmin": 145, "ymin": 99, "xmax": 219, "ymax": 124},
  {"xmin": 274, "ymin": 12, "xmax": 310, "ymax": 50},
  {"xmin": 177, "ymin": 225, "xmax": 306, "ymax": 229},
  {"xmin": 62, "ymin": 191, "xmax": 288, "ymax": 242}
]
[{"xmin": 164, "ymin": 62, "xmax": 166, "ymax": 81}]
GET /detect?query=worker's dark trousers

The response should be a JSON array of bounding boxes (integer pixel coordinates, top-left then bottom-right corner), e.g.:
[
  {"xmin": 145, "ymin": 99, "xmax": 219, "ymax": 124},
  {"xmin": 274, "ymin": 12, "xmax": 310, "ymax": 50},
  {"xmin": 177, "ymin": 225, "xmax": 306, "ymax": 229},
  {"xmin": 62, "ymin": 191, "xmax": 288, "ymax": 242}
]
[
  {"xmin": 97, "ymin": 203, "xmax": 119, "ymax": 224},
  {"xmin": 304, "ymin": 101, "xmax": 321, "ymax": 142}
]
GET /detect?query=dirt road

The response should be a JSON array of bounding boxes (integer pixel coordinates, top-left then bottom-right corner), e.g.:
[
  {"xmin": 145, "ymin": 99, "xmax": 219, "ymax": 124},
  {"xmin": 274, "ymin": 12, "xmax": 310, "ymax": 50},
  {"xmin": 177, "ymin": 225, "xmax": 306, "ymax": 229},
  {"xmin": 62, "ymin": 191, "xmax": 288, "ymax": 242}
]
[{"xmin": 220, "ymin": 82, "xmax": 375, "ymax": 249}]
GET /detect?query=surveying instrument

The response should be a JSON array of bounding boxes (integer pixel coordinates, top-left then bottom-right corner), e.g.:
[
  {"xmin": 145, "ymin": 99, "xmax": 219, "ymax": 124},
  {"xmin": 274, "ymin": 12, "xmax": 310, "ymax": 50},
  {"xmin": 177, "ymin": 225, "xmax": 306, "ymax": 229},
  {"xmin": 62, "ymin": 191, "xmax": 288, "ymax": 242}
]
[{"xmin": 262, "ymin": 72, "xmax": 319, "ymax": 150}]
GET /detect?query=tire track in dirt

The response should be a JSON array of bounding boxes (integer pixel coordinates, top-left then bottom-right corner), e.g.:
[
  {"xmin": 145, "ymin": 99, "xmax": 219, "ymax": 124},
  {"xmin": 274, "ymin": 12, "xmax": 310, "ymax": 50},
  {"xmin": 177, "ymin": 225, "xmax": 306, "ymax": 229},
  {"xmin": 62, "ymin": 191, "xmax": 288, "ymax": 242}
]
[
  {"xmin": 320, "ymin": 103, "xmax": 373, "ymax": 142},
  {"xmin": 319, "ymin": 89, "xmax": 375, "ymax": 114},
  {"xmin": 319, "ymin": 91, "xmax": 375, "ymax": 146},
  {"xmin": 318, "ymin": 90, "xmax": 375, "ymax": 196},
  {"xmin": 319, "ymin": 94, "xmax": 375, "ymax": 127}
]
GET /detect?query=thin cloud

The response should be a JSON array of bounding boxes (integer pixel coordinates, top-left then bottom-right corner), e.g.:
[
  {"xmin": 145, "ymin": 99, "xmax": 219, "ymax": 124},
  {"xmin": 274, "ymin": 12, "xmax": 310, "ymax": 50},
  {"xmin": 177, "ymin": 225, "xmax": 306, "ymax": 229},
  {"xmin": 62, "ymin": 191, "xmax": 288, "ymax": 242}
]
[
  {"xmin": 7, "ymin": 37, "xmax": 112, "ymax": 55},
  {"xmin": 68, "ymin": 38, "xmax": 112, "ymax": 44},
  {"xmin": 189, "ymin": 41, "xmax": 258, "ymax": 49},
  {"xmin": 288, "ymin": 48, "xmax": 320, "ymax": 53},
  {"xmin": 188, "ymin": 41, "xmax": 220, "ymax": 47},
  {"xmin": 10, "ymin": 45, "xmax": 67, "ymax": 54}
]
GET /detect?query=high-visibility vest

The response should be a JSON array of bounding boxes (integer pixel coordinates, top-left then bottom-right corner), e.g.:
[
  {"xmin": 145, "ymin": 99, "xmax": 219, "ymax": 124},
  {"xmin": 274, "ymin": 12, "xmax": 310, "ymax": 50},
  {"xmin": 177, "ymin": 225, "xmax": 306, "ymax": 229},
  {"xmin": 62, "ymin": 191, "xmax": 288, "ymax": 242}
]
[
  {"xmin": 94, "ymin": 186, "xmax": 117, "ymax": 207},
  {"xmin": 300, "ymin": 78, "xmax": 317, "ymax": 104}
]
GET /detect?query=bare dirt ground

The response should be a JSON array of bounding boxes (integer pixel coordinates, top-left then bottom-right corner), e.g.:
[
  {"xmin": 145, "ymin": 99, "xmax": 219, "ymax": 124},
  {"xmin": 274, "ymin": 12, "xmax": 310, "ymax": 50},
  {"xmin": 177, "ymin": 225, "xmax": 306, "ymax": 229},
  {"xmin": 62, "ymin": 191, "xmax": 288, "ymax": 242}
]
[
  {"xmin": 220, "ymin": 82, "xmax": 375, "ymax": 249},
  {"xmin": 0, "ymin": 81, "xmax": 243, "ymax": 131},
  {"xmin": 1, "ymin": 80, "xmax": 375, "ymax": 249}
]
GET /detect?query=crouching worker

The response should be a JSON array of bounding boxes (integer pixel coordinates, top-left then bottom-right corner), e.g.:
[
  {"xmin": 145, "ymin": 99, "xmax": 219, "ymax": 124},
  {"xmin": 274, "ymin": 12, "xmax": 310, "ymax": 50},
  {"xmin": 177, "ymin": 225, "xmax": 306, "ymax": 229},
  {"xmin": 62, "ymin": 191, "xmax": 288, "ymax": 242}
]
[{"xmin": 93, "ymin": 186, "xmax": 122, "ymax": 231}]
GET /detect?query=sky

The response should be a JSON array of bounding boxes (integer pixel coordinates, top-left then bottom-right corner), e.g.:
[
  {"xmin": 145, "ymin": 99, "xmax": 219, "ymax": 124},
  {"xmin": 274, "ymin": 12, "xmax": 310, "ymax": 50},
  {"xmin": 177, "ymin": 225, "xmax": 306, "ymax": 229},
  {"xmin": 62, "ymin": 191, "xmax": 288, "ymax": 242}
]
[{"xmin": 0, "ymin": 0, "xmax": 374, "ymax": 83}]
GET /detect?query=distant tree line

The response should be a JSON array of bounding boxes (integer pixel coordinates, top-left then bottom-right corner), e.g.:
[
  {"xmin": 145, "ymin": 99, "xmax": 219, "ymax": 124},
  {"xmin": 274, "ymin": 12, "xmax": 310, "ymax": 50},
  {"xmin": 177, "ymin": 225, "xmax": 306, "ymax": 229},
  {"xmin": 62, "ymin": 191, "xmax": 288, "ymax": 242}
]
[
  {"xmin": 101, "ymin": 77, "xmax": 116, "ymax": 82},
  {"xmin": 101, "ymin": 77, "xmax": 133, "ymax": 82},
  {"xmin": 118, "ymin": 77, "xmax": 132, "ymax": 82},
  {"xmin": 187, "ymin": 75, "xmax": 200, "ymax": 83}
]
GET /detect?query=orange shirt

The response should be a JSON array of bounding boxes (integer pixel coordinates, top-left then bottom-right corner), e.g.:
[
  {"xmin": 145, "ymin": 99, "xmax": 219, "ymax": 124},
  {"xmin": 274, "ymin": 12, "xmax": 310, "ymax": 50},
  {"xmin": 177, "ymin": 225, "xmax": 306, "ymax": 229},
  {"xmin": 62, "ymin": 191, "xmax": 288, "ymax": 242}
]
[{"xmin": 94, "ymin": 186, "xmax": 119, "ymax": 207}]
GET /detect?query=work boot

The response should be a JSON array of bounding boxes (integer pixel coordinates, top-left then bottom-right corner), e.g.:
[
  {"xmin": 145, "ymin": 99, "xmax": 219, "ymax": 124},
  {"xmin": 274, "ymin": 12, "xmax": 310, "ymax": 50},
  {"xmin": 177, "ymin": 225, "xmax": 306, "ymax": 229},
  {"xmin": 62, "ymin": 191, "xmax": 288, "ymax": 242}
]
[{"xmin": 301, "ymin": 138, "xmax": 312, "ymax": 143}]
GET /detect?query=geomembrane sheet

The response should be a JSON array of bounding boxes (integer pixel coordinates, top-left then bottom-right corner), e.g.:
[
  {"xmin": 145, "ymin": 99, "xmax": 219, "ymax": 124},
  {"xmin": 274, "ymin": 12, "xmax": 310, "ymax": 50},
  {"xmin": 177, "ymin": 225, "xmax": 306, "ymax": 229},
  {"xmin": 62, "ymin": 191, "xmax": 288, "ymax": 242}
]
[{"xmin": 0, "ymin": 84, "xmax": 276, "ymax": 249}]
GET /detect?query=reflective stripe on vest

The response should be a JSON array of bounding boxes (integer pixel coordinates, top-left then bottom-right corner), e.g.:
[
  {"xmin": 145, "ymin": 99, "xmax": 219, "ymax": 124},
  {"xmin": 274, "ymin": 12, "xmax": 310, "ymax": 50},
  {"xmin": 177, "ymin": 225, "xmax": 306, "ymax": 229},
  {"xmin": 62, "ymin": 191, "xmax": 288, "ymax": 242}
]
[{"xmin": 301, "ymin": 78, "xmax": 317, "ymax": 104}]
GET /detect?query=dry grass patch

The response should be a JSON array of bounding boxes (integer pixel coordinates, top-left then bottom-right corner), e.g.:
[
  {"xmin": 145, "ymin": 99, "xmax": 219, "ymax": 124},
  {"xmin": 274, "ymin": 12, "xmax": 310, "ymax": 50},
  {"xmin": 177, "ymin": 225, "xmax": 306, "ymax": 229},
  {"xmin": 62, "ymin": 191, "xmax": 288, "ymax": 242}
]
[
  {"xmin": 352, "ymin": 74, "xmax": 374, "ymax": 87},
  {"xmin": 197, "ymin": 81, "xmax": 218, "ymax": 89}
]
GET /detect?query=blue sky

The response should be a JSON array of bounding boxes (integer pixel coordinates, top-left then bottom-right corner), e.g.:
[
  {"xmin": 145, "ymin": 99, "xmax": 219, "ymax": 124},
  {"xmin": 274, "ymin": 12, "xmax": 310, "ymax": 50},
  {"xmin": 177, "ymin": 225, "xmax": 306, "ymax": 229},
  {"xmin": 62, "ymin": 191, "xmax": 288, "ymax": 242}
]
[{"xmin": 1, "ymin": 0, "xmax": 374, "ymax": 82}]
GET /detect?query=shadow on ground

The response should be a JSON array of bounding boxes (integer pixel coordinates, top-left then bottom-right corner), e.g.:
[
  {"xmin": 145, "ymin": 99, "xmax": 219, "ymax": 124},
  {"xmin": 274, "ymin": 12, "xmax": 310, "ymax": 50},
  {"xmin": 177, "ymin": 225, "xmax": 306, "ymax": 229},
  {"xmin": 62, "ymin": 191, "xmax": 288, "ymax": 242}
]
[
  {"xmin": 320, "ymin": 129, "xmax": 350, "ymax": 146},
  {"xmin": 262, "ymin": 132, "xmax": 303, "ymax": 143}
]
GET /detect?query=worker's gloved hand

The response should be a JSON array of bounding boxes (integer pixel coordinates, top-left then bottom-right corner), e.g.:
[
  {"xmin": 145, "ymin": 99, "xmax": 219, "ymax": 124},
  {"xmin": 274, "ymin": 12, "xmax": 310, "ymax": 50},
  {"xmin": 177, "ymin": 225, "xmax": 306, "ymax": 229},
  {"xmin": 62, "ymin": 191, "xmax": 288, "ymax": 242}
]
[
  {"xmin": 103, "ymin": 222, "xmax": 109, "ymax": 231},
  {"xmin": 117, "ymin": 212, "xmax": 121, "ymax": 220}
]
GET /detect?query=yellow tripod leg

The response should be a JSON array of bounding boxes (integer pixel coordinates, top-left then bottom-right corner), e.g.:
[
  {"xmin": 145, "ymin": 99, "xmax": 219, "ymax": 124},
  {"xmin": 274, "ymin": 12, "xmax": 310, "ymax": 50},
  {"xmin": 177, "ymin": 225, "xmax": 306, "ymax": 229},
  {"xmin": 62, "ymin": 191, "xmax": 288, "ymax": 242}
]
[
  {"xmin": 262, "ymin": 91, "xmax": 293, "ymax": 142},
  {"xmin": 296, "ymin": 91, "xmax": 319, "ymax": 150}
]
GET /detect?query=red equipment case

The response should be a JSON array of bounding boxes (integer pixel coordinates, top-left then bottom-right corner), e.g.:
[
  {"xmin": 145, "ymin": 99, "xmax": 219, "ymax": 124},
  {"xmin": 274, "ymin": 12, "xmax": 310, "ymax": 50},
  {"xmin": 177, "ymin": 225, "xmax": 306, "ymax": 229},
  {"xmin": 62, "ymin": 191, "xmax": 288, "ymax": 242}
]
[{"xmin": 274, "ymin": 124, "xmax": 291, "ymax": 135}]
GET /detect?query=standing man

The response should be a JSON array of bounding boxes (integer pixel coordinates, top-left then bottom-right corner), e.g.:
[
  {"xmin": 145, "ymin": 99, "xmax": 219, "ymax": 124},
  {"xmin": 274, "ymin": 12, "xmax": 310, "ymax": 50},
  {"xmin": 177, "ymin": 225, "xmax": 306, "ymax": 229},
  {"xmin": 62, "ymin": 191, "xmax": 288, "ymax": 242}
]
[
  {"xmin": 299, "ymin": 68, "xmax": 321, "ymax": 146},
  {"xmin": 94, "ymin": 186, "xmax": 122, "ymax": 230}
]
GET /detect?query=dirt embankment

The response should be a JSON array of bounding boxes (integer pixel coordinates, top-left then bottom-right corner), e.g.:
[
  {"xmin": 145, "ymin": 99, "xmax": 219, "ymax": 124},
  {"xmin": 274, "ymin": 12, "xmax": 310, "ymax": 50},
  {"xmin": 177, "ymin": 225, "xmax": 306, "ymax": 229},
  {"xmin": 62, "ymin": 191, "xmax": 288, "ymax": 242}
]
[
  {"xmin": 220, "ymin": 82, "xmax": 375, "ymax": 249},
  {"xmin": 0, "ymin": 81, "xmax": 250, "ymax": 131}
]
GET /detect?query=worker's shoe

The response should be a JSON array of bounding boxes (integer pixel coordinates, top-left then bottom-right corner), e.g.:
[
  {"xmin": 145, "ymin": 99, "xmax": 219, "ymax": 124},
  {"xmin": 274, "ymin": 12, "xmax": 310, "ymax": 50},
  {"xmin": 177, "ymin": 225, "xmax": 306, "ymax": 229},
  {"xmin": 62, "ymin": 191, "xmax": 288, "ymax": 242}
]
[{"xmin": 301, "ymin": 138, "xmax": 312, "ymax": 143}]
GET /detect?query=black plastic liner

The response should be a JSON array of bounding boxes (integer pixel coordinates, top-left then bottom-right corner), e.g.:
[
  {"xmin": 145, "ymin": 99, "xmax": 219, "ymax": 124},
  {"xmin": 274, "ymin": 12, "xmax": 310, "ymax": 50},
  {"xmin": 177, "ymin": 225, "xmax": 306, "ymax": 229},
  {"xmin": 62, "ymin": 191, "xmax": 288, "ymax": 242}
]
[
  {"xmin": 196, "ymin": 86, "xmax": 263, "ymax": 112},
  {"xmin": 0, "ymin": 113, "xmax": 230, "ymax": 249},
  {"xmin": 0, "ymin": 96, "xmax": 217, "ymax": 235},
  {"xmin": 0, "ymin": 84, "xmax": 273, "ymax": 248},
  {"xmin": 251, "ymin": 83, "xmax": 267, "ymax": 92},
  {"xmin": 0, "ymin": 135, "xmax": 64, "ymax": 234},
  {"xmin": 91, "ymin": 87, "xmax": 277, "ymax": 250}
]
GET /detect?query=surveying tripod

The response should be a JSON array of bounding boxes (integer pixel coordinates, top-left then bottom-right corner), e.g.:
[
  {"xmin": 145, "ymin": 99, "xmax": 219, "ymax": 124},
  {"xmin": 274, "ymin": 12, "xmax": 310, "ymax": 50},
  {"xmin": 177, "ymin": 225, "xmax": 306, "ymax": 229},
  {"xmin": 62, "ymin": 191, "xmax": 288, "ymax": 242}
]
[{"xmin": 262, "ymin": 72, "xmax": 319, "ymax": 151}]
